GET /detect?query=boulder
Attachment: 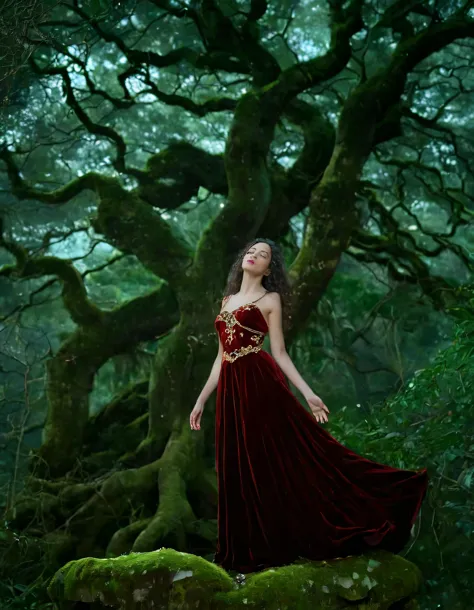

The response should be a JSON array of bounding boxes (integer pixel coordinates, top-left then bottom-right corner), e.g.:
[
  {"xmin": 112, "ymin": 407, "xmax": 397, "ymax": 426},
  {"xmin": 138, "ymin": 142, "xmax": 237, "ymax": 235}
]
[{"xmin": 47, "ymin": 548, "xmax": 422, "ymax": 609}]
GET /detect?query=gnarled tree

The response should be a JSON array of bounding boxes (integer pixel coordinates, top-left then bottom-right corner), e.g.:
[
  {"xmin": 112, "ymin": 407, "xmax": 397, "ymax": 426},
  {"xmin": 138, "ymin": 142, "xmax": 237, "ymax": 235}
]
[{"xmin": 0, "ymin": 0, "xmax": 473, "ymax": 580}]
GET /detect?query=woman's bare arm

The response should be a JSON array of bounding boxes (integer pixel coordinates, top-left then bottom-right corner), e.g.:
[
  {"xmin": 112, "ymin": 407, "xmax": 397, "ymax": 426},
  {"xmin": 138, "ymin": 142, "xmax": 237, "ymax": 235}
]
[
  {"xmin": 195, "ymin": 300, "xmax": 225, "ymax": 406},
  {"xmin": 267, "ymin": 292, "xmax": 329, "ymax": 422},
  {"xmin": 266, "ymin": 292, "xmax": 313, "ymax": 398}
]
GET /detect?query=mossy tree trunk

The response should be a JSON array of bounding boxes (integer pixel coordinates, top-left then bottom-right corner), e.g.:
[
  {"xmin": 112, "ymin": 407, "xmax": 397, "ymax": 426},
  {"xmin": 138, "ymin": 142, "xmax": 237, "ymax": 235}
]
[{"xmin": 0, "ymin": 0, "xmax": 471, "ymax": 577}]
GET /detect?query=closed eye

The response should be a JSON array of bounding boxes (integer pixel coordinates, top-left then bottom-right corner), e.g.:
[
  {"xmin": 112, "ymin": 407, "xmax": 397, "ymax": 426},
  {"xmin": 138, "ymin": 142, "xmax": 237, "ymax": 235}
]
[{"xmin": 247, "ymin": 249, "xmax": 268, "ymax": 258}]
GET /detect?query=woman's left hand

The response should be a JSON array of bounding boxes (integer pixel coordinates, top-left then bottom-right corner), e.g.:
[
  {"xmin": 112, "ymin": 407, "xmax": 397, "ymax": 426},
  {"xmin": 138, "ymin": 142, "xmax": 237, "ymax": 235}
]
[{"xmin": 305, "ymin": 392, "xmax": 330, "ymax": 423}]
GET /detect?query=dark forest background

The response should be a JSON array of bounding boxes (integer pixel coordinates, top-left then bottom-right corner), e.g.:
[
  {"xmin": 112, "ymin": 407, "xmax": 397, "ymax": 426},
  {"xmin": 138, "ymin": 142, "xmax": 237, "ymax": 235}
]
[{"xmin": 0, "ymin": 0, "xmax": 473, "ymax": 608}]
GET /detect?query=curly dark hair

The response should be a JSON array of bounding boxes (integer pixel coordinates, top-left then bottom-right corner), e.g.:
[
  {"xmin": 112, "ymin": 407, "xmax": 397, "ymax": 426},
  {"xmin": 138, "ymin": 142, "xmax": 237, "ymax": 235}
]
[{"xmin": 221, "ymin": 237, "xmax": 293, "ymax": 331}]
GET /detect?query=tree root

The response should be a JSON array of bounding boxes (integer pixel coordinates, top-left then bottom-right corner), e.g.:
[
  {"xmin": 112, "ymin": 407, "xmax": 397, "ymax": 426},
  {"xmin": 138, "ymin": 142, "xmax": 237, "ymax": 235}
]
[
  {"xmin": 4, "ymin": 414, "xmax": 216, "ymax": 579},
  {"xmin": 132, "ymin": 420, "xmax": 206, "ymax": 552},
  {"xmin": 106, "ymin": 518, "xmax": 151, "ymax": 557}
]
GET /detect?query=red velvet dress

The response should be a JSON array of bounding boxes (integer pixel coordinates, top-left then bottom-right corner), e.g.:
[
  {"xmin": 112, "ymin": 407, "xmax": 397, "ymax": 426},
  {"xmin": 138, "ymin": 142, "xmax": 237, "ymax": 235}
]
[{"xmin": 213, "ymin": 299, "xmax": 429, "ymax": 574}]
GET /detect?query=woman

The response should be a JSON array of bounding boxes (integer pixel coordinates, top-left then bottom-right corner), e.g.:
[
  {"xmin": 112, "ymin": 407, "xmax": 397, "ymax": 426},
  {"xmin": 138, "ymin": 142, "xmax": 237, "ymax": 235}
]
[{"xmin": 190, "ymin": 238, "xmax": 428, "ymax": 574}]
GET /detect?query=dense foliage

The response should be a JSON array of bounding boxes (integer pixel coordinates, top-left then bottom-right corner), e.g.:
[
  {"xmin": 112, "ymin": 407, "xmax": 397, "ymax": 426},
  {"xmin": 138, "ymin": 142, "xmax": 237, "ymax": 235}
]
[{"xmin": 329, "ymin": 287, "xmax": 474, "ymax": 609}]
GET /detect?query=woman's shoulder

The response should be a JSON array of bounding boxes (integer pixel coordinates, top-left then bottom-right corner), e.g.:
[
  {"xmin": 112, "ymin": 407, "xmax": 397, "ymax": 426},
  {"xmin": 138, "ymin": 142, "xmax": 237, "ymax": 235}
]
[
  {"xmin": 264, "ymin": 290, "xmax": 280, "ymax": 300},
  {"xmin": 263, "ymin": 291, "xmax": 281, "ymax": 309}
]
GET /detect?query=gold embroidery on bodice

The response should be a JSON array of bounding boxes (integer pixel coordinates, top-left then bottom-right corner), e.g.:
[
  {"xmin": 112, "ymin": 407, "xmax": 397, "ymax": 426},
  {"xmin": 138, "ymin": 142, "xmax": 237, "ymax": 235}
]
[{"xmin": 215, "ymin": 303, "xmax": 267, "ymax": 363}]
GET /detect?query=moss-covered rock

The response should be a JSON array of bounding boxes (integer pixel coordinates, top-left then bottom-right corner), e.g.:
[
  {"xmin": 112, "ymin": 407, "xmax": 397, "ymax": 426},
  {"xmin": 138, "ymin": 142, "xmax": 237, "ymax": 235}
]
[{"xmin": 47, "ymin": 548, "xmax": 422, "ymax": 609}]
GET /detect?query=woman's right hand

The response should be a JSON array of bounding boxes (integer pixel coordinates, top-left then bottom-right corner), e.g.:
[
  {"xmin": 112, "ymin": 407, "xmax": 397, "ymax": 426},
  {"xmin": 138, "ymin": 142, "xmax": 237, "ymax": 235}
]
[{"xmin": 190, "ymin": 401, "xmax": 204, "ymax": 431}]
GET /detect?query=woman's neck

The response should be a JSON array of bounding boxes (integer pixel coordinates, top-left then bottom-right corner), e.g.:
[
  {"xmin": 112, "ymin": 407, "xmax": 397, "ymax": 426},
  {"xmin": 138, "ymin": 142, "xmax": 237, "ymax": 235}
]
[{"xmin": 239, "ymin": 273, "xmax": 265, "ymax": 296}]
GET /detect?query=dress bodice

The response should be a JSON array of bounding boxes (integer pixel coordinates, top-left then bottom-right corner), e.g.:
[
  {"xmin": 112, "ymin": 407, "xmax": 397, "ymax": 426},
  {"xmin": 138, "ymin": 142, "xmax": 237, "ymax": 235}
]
[{"xmin": 215, "ymin": 303, "xmax": 269, "ymax": 363}]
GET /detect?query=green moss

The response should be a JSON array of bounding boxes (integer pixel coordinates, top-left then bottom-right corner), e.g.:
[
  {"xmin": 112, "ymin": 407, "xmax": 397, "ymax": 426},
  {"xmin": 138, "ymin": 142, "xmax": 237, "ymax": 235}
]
[
  {"xmin": 48, "ymin": 548, "xmax": 233, "ymax": 609},
  {"xmin": 214, "ymin": 551, "xmax": 421, "ymax": 609},
  {"xmin": 48, "ymin": 548, "xmax": 422, "ymax": 610}
]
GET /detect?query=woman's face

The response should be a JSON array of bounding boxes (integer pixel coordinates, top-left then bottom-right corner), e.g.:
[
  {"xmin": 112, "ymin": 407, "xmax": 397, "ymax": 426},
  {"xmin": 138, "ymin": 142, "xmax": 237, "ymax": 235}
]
[{"xmin": 242, "ymin": 242, "xmax": 272, "ymax": 276}]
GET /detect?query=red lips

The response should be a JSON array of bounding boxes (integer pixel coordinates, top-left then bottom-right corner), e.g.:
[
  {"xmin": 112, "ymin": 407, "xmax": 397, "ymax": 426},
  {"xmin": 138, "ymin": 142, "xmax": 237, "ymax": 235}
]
[{"xmin": 247, "ymin": 259, "xmax": 255, "ymax": 264}]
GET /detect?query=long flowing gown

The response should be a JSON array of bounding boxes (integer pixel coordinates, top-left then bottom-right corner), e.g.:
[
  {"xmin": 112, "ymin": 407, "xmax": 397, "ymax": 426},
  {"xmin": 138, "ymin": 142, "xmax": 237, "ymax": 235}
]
[{"xmin": 213, "ymin": 294, "xmax": 429, "ymax": 574}]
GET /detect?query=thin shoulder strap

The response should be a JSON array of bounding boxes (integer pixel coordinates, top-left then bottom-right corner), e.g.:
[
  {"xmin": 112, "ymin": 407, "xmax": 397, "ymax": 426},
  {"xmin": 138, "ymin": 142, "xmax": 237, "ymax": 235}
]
[
  {"xmin": 252, "ymin": 290, "xmax": 268, "ymax": 304},
  {"xmin": 218, "ymin": 294, "xmax": 231, "ymax": 315}
]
